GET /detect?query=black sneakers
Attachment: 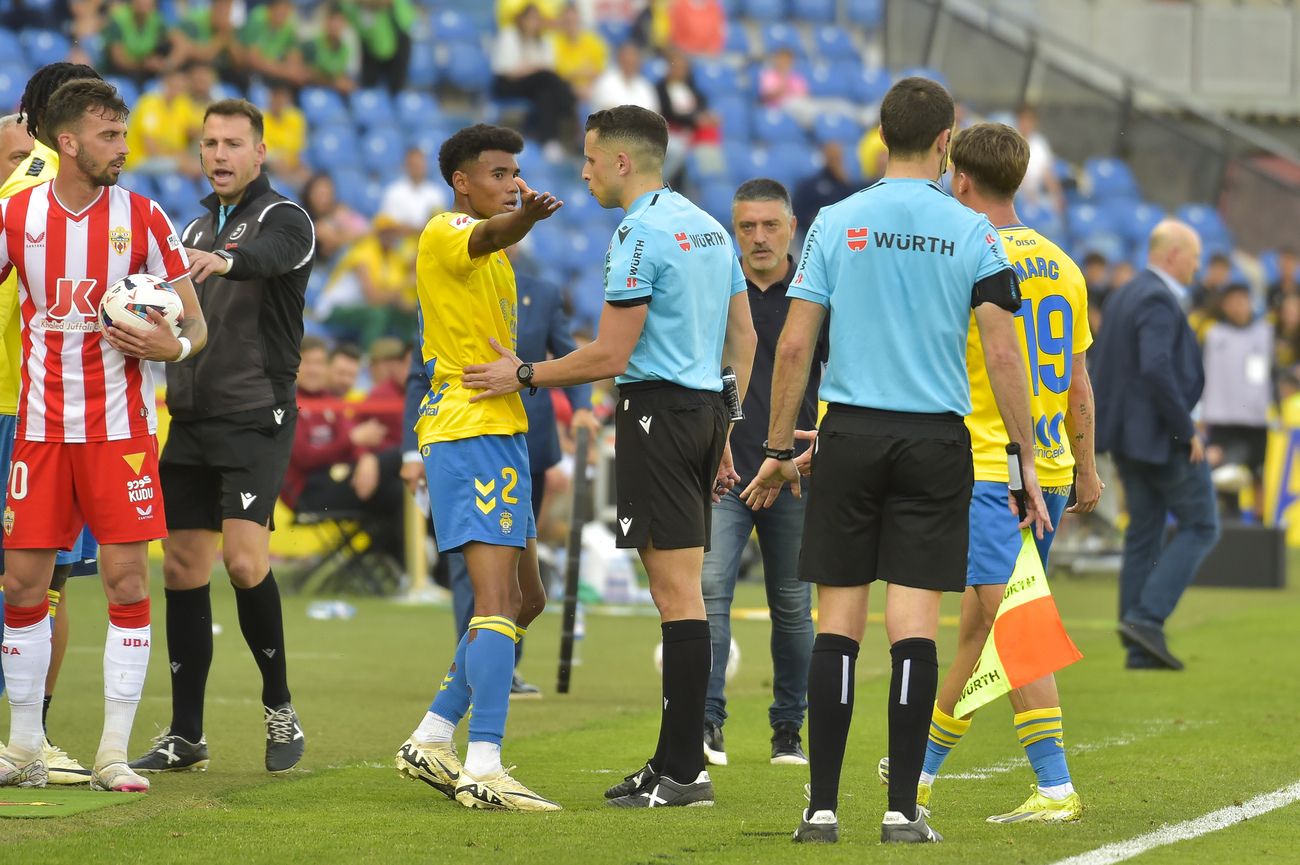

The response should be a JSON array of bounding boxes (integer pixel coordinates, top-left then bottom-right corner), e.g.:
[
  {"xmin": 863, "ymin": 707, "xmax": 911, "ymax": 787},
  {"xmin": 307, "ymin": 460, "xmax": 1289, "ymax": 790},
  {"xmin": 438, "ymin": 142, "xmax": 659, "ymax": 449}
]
[
  {"xmin": 608, "ymin": 771, "xmax": 715, "ymax": 808},
  {"xmin": 771, "ymin": 723, "xmax": 808, "ymax": 765},
  {"xmin": 129, "ymin": 730, "xmax": 210, "ymax": 773},
  {"xmin": 703, "ymin": 721, "xmax": 727, "ymax": 766},
  {"xmin": 604, "ymin": 761, "xmax": 655, "ymax": 799},
  {"xmin": 264, "ymin": 703, "xmax": 306, "ymax": 773},
  {"xmin": 881, "ymin": 808, "xmax": 944, "ymax": 843}
]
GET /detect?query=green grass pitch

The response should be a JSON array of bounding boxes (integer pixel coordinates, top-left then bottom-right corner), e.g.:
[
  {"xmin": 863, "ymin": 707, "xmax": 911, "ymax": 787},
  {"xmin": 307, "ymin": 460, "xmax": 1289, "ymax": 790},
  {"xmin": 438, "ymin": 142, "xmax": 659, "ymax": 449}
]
[{"xmin": 3, "ymin": 566, "xmax": 1299, "ymax": 864}]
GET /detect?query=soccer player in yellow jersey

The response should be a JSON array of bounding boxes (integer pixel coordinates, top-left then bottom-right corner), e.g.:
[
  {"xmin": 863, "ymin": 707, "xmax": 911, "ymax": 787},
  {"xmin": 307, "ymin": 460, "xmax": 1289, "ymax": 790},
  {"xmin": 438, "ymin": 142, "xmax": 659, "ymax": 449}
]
[
  {"xmin": 393, "ymin": 124, "xmax": 564, "ymax": 812},
  {"xmin": 0, "ymin": 63, "xmax": 107, "ymax": 785},
  {"xmin": 880, "ymin": 122, "xmax": 1103, "ymax": 823}
]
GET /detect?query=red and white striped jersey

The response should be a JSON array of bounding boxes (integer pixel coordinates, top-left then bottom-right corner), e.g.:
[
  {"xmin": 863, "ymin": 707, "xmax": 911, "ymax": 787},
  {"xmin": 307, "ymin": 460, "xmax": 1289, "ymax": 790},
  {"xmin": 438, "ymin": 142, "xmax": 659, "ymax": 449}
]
[{"xmin": 0, "ymin": 181, "xmax": 190, "ymax": 443}]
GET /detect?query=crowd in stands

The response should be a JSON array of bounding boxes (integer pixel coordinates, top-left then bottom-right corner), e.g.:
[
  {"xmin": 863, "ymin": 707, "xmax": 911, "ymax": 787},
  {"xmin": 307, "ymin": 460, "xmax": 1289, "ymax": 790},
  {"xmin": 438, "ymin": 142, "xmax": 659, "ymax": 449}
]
[{"xmin": 2, "ymin": 0, "xmax": 1298, "ymax": 567}]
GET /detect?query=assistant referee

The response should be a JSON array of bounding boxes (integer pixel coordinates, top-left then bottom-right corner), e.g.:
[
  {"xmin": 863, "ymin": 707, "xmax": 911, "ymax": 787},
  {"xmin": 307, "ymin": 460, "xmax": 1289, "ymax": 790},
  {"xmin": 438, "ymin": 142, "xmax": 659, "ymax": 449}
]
[
  {"xmin": 131, "ymin": 99, "xmax": 315, "ymax": 776},
  {"xmin": 742, "ymin": 77, "xmax": 1052, "ymax": 845},
  {"xmin": 463, "ymin": 105, "xmax": 757, "ymax": 808}
]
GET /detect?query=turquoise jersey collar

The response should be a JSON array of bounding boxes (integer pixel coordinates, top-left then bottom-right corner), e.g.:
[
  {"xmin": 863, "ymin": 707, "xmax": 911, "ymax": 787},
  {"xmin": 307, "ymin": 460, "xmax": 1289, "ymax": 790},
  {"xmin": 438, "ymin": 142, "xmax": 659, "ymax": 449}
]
[{"xmin": 627, "ymin": 185, "xmax": 671, "ymax": 216}]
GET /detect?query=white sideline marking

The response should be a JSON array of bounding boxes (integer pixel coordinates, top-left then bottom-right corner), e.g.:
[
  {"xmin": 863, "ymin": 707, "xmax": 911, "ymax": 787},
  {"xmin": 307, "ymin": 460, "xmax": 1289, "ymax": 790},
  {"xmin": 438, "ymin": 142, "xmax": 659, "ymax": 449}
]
[{"xmin": 1046, "ymin": 781, "xmax": 1300, "ymax": 865}]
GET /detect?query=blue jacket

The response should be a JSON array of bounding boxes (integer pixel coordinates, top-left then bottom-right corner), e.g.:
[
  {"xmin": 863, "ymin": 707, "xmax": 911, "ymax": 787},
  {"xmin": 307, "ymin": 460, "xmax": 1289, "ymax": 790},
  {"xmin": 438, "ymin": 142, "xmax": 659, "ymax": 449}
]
[
  {"xmin": 403, "ymin": 274, "xmax": 593, "ymax": 473},
  {"xmin": 1092, "ymin": 268, "xmax": 1204, "ymax": 464}
]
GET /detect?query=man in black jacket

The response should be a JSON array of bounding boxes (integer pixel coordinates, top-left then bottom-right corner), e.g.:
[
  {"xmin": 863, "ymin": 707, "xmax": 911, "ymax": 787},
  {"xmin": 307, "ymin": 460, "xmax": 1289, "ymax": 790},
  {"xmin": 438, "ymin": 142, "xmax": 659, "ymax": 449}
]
[{"xmin": 131, "ymin": 99, "xmax": 316, "ymax": 775}]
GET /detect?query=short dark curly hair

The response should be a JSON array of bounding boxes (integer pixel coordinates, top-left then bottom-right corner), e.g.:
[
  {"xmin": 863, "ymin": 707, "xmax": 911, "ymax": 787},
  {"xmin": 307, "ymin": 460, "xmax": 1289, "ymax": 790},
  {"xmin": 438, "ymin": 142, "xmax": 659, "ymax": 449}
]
[
  {"xmin": 19, "ymin": 62, "xmax": 103, "ymax": 145},
  {"xmin": 437, "ymin": 124, "xmax": 524, "ymax": 187}
]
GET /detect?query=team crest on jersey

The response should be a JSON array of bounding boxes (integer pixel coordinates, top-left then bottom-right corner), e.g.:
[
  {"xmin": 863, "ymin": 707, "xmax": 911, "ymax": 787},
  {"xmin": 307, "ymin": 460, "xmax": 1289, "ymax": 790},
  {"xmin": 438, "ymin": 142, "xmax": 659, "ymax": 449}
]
[
  {"xmin": 846, "ymin": 227, "xmax": 869, "ymax": 251},
  {"xmin": 2, "ymin": 506, "xmax": 13, "ymax": 536},
  {"xmin": 228, "ymin": 223, "xmax": 247, "ymax": 241},
  {"xmin": 110, "ymin": 226, "xmax": 131, "ymax": 255},
  {"xmin": 499, "ymin": 510, "xmax": 514, "ymax": 535}
]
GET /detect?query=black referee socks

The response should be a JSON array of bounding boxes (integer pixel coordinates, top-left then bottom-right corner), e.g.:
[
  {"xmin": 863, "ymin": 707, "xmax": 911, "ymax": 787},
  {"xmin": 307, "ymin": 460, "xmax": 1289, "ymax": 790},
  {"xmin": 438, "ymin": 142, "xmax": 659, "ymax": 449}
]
[
  {"xmin": 807, "ymin": 632, "xmax": 859, "ymax": 815},
  {"xmin": 887, "ymin": 637, "xmax": 939, "ymax": 818},
  {"xmin": 165, "ymin": 584, "xmax": 213, "ymax": 743},
  {"xmin": 235, "ymin": 571, "xmax": 292, "ymax": 708},
  {"xmin": 653, "ymin": 619, "xmax": 711, "ymax": 785}
]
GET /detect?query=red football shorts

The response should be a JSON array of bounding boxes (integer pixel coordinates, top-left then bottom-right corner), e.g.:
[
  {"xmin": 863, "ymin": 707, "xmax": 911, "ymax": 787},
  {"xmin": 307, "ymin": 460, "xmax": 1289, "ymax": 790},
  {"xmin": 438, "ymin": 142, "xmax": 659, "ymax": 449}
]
[{"xmin": 3, "ymin": 435, "xmax": 166, "ymax": 549}]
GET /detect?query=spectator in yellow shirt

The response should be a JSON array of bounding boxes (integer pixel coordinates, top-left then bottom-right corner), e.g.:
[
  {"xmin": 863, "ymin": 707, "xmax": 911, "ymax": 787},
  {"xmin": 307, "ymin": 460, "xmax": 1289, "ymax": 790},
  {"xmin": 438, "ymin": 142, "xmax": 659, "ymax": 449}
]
[
  {"xmin": 857, "ymin": 124, "xmax": 888, "ymax": 182},
  {"xmin": 497, "ymin": 0, "xmax": 564, "ymax": 29},
  {"xmin": 319, "ymin": 214, "xmax": 420, "ymax": 347},
  {"xmin": 262, "ymin": 82, "xmax": 310, "ymax": 190},
  {"xmin": 127, "ymin": 66, "xmax": 202, "ymax": 177},
  {"xmin": 551, "ymin": 3, "xmax": 608, "ymax": 100}
]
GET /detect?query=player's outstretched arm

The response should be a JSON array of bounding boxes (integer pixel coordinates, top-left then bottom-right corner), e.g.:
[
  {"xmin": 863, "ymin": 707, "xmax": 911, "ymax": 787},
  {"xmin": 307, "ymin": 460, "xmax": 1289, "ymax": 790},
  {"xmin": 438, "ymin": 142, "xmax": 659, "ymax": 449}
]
[
  {"xmin": 1065, "ymin": 351, "xmax": 1103, "ymax": 513},
  {"xmin": 466, "ymin": 176, "xmax": 562, "ymax": 260},
  {"xmin": 974, "ymin": 300, "xmax": 1053, "ymax": 538}
]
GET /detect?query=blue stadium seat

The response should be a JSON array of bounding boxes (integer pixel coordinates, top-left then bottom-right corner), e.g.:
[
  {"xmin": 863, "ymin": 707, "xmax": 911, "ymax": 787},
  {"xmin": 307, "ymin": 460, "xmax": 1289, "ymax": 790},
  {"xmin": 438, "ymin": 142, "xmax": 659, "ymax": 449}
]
[
  {"xmin": 360, "ymin": 126, "xmax": 406, "ymax": 177},
  {"xmin": 642, "ymin": 55, "xmax": 668, "ymax": 83},
  {"xmin": 104, "ymin": 76, "xmax": 139, "ymax": 108},
  {"xmin": 407, "ymin": 40, "xmax": 440, "ymax": 89},
  {"xmin": 698, "ymin": 181, "xmax": 735, "ymax": 224},
  {"xmin": 1259, "ymin": 249, "xmax": 1281, "ymax": 286},
  {"xmin": 723, "ymin": 25, "xmax": 751, "ymax": 57},
  {"xmin": 0, "ymin": 31, "xmax": 24, "ymax": 66},
  {"xmin": 1110, "ymin": 199, "xmax": 1164, "ymax": 245},
  {"xmin": 18, "ymin": 30, "xmax": 70, "ymax": 70},
  {"xmin": 332, "ymin": 169, "xmax": 383, "ymax": 218},
  {"xmin": 813, "ymin": 112, "xmax": 863, "ymax": 147},
  {"xmin": 568, "ymin": 230, "xmax": 606, "ymax": 271},
  {"xmin": 570, "ymin": 265, "xmax": 606, "ymax": 332},
  {"xmin": 395, "ymin": 88, "xmax": 440, "ymax": 124},
  {"xmin": 308, "ymin": 125, "xmax": 360, "ymax": 174},
  {"xmin": 1077, "ymin": 232, "xmax": 1128, "ymax": 265},
  {"xmin": 752, "ymin": 108, "xmax": 805, "ymax": 146},
  {"xmin": 745, "ymin": 144, "xmax": 817, "ymax": 189},
  {"xmin": 350, "ymin": 88, "xmax": 396, "ymax": 129},
  {"xmin": 761, "ymin": 22, "xmax": 805, "ymax": 57},
  {"xmin": 0, "ymin": 67, "xmax": 27, "ymax": 111},
  {"xmin": 116, "ymin": 172, "xmax": 156, "ymax": 200},
  {"xmin": 528, "ymin": 227, "xmax": 577, "ymax": 275},
  {"xmin": 299, "ymin": 86, "xmax": 351, "ymax": 127},
  {"xmin": 1016, "ymin": 200, "xmax": 1065, "ymax": 241},
  {"xmin": 805, "ymin": 62, "xmax": 839, "ymax": 100},
  {"xmin": 1084, "ymin": 157, "xmax": 1140, "ymax": 201},
  {"xmin": 713, "ymin": 96, "xmax": 751, "ymax": 142},
  {"xmin": 440, "ymin": 43, "xmax": 494, "ymax": 93},
  {"xmin": 597, "ymin": 20, "xmax": 631, "ymax": 46},
  {"xmin": 791, "ymin": 0, "xmax": 835, "ymax": 24},
  {"xmin": 845, "ymin": 0, "xmax": 884, "ymax": 28},
  {"xmin": 742, "ymin": 0, "xmax": 786, "ymax": 22},
  {"xmin": 813, "ymin": 26, "xmax": 858, "ymax": 61},
  {"xmin": 153, "ymin": 173, "xmax": 200, "ymax": 216},
  {"xmin": 431, "ymin": 9, "xmax": 485, "ymax": 43},
  {"xmin": 1067, "ymin": 202, "xmax": 1110, "ymax": 242},
  {"xmin": 693, "ymin": 59, "xmax": 744, "ymax": 101},
  {"xmin": 839, "ymin": 60, "xmax": 889, "ymax": 105},
  {"xmin": 1177, "ymin": 203, "xmax": 1233, "ymax": 249}
]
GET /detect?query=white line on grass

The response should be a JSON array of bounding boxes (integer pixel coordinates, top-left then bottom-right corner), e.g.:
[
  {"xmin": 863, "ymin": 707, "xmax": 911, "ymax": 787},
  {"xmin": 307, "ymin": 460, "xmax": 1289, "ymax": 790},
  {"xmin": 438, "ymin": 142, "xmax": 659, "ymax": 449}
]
[{"xmin": 1046, "ymin": 780, "xmax": 1300, "ymax": 865}]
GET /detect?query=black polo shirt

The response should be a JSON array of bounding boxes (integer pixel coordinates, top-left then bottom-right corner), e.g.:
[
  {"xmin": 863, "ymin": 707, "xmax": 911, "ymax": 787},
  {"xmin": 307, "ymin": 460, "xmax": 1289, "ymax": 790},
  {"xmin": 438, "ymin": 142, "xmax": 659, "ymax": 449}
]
[{"xmin": 731, "ymin": 255, "xmax": 829, "ymax": 487}]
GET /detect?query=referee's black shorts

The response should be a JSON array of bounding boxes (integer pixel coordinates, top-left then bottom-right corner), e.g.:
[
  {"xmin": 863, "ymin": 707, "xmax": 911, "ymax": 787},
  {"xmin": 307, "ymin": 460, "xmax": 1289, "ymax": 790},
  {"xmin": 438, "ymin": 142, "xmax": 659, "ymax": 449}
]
[
  {"xmin": 614, "ymin": 382, "xmax": 727, "ymax": 551},
  {"xmin": 160, "ymin": 401, "xmax": 297, "ymax": 531},
  {"xmin": 800, "ymin": 404, "xmax": 973, "ymax": 592}
]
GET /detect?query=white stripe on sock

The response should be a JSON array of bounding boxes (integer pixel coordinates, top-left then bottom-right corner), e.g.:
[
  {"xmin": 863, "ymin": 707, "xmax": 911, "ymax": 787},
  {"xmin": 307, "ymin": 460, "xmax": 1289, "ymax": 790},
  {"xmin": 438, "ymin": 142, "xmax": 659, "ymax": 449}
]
[
  {"xmin": 840, "ymin": 655, "xmax": 849, "ymax": 705},
  {"xmin": 900, "ymin": 658, "xmax": 912, "ymax": 705}
]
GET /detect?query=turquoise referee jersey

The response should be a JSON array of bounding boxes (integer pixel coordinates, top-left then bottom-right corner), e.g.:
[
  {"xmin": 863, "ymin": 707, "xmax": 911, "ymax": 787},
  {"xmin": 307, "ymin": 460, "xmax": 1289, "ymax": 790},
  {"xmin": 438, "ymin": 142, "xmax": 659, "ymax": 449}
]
[
  {"xmin": 789, "ymin": 178, "xmax": 1014, "ymax": 415},
  {"xmin": 604, "ymin": 187, "xmax": 748, "ymax": 392}
]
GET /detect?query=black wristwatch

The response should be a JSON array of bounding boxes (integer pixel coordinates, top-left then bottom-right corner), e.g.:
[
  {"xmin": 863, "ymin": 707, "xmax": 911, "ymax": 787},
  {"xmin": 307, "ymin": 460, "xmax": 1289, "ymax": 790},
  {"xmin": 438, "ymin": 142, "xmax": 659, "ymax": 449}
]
[
  {"xmin": 516, "ymin": 362, "xmax": 537, "ymax": 395},
  {"xmin": 763, "ymin": 440, "xmax": 795, "ymax": 461}
]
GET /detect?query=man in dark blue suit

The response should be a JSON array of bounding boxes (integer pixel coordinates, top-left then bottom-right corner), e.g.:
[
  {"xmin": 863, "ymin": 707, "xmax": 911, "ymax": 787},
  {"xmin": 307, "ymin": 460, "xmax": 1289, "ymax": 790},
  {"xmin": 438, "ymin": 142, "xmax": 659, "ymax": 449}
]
[
  {"xmin": 1092, "ymin": 219, "xmax": 1220, "ymax": 670},
  {"xmin": 400, "ymin": 269, "xmax": 600, "ymax": 695}
]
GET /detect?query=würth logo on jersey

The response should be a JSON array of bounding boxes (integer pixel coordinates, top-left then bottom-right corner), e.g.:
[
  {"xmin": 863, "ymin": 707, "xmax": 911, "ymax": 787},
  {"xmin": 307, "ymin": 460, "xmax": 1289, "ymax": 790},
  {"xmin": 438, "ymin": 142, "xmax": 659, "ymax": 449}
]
[
  {"xmin": 674, "ymin": 231, "xmax": 691, "ymax": 251},
  {"xmin": 25, "ymin": 231, "xmax": 44, "ymax": 246},
  {"xmin": 846, "ymin": 228, "xmax": 870, "ymax": 251},
  {"xmin": 109, "ymin": 226, "xmax": 132, "ymax": 256},
  {"xmin": 626, "ymin": 277, "xmax": 638, "ymax": 288}
]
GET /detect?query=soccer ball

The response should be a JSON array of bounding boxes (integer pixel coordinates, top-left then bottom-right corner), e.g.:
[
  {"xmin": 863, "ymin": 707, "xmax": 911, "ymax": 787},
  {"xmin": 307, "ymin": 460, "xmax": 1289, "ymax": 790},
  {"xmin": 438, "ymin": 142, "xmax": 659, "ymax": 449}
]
[
  {"xmin": 99, "ymin": 273, "xmax": 183, "ymax": 337},
  {"xmin": 654, "ymin": 638, "xmax": 740, "ymax": 683}
]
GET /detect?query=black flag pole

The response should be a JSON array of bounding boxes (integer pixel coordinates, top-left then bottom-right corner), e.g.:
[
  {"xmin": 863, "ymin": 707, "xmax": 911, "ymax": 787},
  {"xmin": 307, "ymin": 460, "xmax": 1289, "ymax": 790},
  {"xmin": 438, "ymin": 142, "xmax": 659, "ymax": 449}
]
[{"xmin": 557, "ymin": 426, "xmax": 591, "ymax": 694}]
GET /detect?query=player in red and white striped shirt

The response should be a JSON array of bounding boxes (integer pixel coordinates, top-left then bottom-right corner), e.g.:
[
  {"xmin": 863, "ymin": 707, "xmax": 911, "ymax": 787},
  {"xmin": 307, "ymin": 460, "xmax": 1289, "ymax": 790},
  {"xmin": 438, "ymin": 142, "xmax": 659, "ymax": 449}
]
[{"xmin": 0, "ymin": 79, "xmax": 207, "ymax": 793}]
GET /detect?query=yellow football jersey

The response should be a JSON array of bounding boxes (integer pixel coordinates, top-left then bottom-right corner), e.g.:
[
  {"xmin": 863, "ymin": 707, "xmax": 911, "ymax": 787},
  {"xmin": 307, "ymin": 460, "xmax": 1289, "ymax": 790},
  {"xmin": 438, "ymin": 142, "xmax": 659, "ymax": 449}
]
[
  {"xmin": 966, "ymin": 224, "xmax": 1092, "ymax": 486},
  {"xmin": 413, "ymin": 211, "xmax": 527, "ymax": 447},
  {"xmin": 0, "ymin": 139, "xmax": 59, "ymax": 415}
]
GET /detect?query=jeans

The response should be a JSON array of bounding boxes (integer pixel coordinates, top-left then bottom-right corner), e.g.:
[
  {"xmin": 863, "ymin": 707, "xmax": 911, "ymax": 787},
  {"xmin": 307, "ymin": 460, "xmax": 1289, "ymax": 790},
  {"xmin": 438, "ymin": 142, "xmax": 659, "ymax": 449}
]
[
  {"xmin": 1114, "ymin": 450, "xmax": 1220, "ymax": 642},
  {"xmin": 700, "ymin": 489, "xmax": 813, "ymax": 729}
]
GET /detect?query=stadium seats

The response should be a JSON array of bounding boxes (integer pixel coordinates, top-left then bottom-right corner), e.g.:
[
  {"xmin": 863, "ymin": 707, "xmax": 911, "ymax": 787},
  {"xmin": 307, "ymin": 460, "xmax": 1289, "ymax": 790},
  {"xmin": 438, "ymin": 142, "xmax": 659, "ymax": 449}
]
[
  {"xmin": 839, "ymin": 60, "xmax": 890, "ymax": 105},
  {"xmin": 567, "ymin": 230, "xmax": 606, "ymax": 272},
  {"xmin": 153, "ymin": 173, "xmax": 200, "ymax": 219},
  {"xmin": 394, "ymin": 88, "xmax": 440, "ymax": 123},
  {"xmin": 1177, "ymin": 203, "xmax": 1233, "ymax": 250},
  {"xmin": 1077, "ymin": 231, "xmax": 1128, "ymax": 264},
  {"xmin": 761, "ymin": 23, "xmax": 805, "ymax": 57},
  {"xmin": 360, "ymin": 127, "xmax": 406, "ymax": 177},
  {"xmin": 1066, "ymin": 202, "xmax": 1109, "ymax": 241},
  {"xmin": 439, "ymin": 43, "xmax": 494, "ymax": 94},
  {"xmin": 642, "ymin": 55, "xmax": 668, "ymax": 83},
  {"xmin": 742, "ymin": 0, "xmax": 786, "ymax": 23},
  {"xmin": 1111, "ymin": 199, "xmax": 1165, "ymax": 245},
  {"xmin": 17, "ymin": 29, "xmax": 69, "ymax": 70},
  {"xmin": 845, "ymin": 0, "xmax": 885, "ymax": 28},
  {"xmin": 805, "ymin": 62, "xmax": 839, "ymax": 100},
  {"xmin": 308, "ymin": 125, "xmax": 360, "ymax": 175},
  {"xmin": 1016, "ymin": 199, "xmax": 1066, "ymax": 241},
  {"xmin": 430, "ymin": 9, "xmax": 485, "ymax": 44},
  {"xmin": 407, "ymin": 40, "xmax": 440, "ymax": 89},
  {"xmin": 597, "ymin": 20, "xmax": 632, "ymax": 46},
  {"xmin": 898, "ymin": 66, "xmax": 947, "ymax": 86},
  {"xmin": 812, "ymin": 112, "xmax": 863, "ymax": 147},
  {"xmin": 1084, "ymin": 157, "xmax": 1140, "ymax": 201},
  {"xmin": 752, "ymin": 107, "xmax": 805, "ymax": 146},
  {"xmin": 0, "ymin": 30, "xmax": 23, "ymax": 65},
  {"xmin": 713, "ymin": 96, "xmax": 751, "ymax": 142},
  {"xmin": 791, "ymin": 0, "xmax": 835, "ymax": 24},
  {"xmin": 300, "ymin": 86, "xmax": 351, "ymax": 128},
  {"xmin": 723, "ymin": 25, "xmax": 751, "ymax": 57},
  {"xmin": 698, "ymin": 180, "xmax": 735, "ymax": 224},
  {"xmin": 117, "ymin": 172, "xmax": 156, "ymax": 201},
  {"xmin": 0, "ymin": 67, "xmax": 25, "ymax": 110},
  {"xmin": 104, "ymin": 76, "xmax": 140, "ymax": 108},
  {"xmin": 350, "ymin": 88, "xmax": 397, "ymax": 129},
  {"xmin": 693, "ymin": 59, "xmax": 745, "ymax": 101},
  {"xmin": 812, "ymin": 26, "xmax": 859, "ymax": 61}
]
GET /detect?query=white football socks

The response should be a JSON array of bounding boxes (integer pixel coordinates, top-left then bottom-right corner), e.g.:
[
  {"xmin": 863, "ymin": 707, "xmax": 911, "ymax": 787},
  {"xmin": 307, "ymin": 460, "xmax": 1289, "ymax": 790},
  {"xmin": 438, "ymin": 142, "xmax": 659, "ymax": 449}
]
[
  {"xmin": 413, "ymin": 711, "xmax": 457, "ymax": 744},
  {"xmin": 464, "ymin": 741, "xmax": 502, "ymax": 777},
  {"xmin": 99, "ymin": 623, "xmax": 150, "ymax": 766},
  {"xmin": 1, "ymin": 617, "xmax": 51, "ymax": 759}
]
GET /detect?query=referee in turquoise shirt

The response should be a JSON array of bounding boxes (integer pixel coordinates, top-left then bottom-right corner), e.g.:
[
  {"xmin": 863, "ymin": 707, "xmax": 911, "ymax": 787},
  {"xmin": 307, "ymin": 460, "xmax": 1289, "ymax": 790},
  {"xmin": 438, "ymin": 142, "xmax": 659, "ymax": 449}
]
[
  {"xmin": 742, "ymin": 77, "xmax": 1053, "ymax": 845},
  {"xmin": 464, "ymin": 105, "xmax": 757, "ymax": 809}
]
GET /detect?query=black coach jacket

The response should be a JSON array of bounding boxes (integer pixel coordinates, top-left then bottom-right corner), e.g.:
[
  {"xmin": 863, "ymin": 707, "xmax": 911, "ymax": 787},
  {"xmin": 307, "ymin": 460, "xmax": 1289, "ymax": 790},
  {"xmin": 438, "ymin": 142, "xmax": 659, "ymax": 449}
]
[{"xmin": 165, "ymin": 172, "xmax": 316, "ymax": 421}]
